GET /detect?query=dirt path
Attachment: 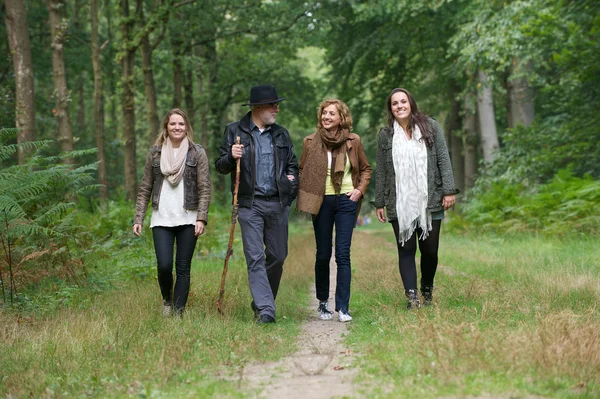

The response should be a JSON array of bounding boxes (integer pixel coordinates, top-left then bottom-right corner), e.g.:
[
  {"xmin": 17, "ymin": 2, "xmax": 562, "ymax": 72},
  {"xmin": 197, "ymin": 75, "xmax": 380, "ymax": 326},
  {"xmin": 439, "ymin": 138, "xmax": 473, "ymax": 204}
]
[{"xmin": 237, "ymin": 255, "xmax": 359, "ymax": 399}]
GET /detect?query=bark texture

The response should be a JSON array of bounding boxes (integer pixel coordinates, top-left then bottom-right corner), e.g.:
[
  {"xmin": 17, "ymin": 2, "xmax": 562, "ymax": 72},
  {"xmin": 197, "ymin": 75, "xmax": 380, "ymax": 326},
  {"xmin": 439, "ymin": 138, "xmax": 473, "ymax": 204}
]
[
  {"xmin": 120, "ymin": 0, "xmax": 137, "ymax": 200},
  {"xmin": 508, "ymin": 58, "xmax": 535, "ymax": 128},
  {"xmin": 476, "ymin": 69, "xmax": 499, "ymax": 164},
  {"xmin": 47, "ymin": 0, "xmax": 74, "ymax": 159},
  {"xmin": 464, "ymin": 94, "xmax": 478, "ymax": 191},
  {"xmin": 4, "ymin": 0, "xmax": 36, "ymax": 164},
  {"xmin": 91, "ymin": 0, "xmax": 108, "ymax": 200}
]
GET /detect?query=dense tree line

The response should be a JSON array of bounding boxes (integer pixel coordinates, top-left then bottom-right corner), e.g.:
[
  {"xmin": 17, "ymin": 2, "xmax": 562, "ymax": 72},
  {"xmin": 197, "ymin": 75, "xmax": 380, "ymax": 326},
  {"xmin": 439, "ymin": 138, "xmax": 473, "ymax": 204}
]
[
  {"xmin": 1, "ymin": 0, "xmax": 599, "ymax": 202},
  {"xmin": 317, "ymin": 0, "xmax": 600, "ymax": 191},
  {"xmin": 1, "ymin": 0, "xmax": 322, "ymax": 201}
]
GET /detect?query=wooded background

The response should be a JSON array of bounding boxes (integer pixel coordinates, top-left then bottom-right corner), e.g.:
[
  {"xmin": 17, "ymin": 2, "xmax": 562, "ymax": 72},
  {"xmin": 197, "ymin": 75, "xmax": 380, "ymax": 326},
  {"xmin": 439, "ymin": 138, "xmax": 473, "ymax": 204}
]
[{"xmin": 2, "ymin": 0, "xmax": 599, "ymax": 202}]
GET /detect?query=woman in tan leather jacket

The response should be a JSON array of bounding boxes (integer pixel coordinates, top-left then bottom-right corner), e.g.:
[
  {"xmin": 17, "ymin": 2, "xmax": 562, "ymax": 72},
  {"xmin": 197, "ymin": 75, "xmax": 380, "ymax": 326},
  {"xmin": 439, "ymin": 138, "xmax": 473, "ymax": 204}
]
[{"xmin": 297, "ymin": 99, "xmax": 371, "ymax": 322}]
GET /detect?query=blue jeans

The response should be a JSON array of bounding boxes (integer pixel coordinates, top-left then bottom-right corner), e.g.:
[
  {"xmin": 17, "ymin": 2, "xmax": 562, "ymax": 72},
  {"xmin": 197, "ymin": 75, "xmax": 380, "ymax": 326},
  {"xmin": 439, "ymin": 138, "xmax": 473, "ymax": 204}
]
[
  {"xmin": 152, "ymin": 225, "xmax": 198, "ymax": 312},
  {"xmin": 312, "ymin": 195, "xmax": 358, "ymax": 313}
]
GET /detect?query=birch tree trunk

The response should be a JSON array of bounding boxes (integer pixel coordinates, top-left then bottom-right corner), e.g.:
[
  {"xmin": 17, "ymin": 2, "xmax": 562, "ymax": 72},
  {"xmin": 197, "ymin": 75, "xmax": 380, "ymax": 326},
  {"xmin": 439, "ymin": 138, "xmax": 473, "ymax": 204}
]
[
  {"xmin": 476, "ymin": 69, "xmax": 499, "ymax": 163},
  {"xmin": 5, "ymin": 0, "xmax": 36, "ymax": 164},
  {"xmin": 47, "ymin": 0, "xmax": 74, "ymax": 159},
  {"xmin": 120, "ymin": 0, "xmax": 137, "ymax": 200},
  {"xmin": 508, "ymin": 58, "xmax": 535, "ymax": 128},
  {"xmin": 91, "ymin": 0, "xmax": 108, "ymax": 201}
]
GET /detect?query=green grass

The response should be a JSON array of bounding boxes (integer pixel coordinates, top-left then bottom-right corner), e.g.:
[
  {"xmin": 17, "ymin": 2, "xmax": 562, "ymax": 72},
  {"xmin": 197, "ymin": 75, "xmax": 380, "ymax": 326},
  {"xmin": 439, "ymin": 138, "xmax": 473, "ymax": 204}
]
[
  {"xmin": 0, "ymin": 228, "xmax": 314, "ymax": 398},
  {"xmin": 348, "ymin": 222, "xmax": 600, "ymax": 398},
  {"xmin": 2, "ymin": 218, "xmax": 599, "ymax": 398}
]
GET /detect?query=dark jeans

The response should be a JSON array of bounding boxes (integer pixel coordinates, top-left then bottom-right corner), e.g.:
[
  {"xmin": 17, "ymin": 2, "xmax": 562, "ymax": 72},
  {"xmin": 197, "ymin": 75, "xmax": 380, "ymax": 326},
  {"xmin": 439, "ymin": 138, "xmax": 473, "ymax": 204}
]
[
  {"xmin": 237, "ymin": 199, "xmax": 290, "ymax": 319},
  {"xmin": 313, "ymin": 195, "xmax": 358, "ymax": 313},
  {"xmin": 391, "ymin": 219, "xmax": 441, "ymax": 292},
  {"xmin": 152, "ymin": 224, "xmax": 198, "ymax": 312}
]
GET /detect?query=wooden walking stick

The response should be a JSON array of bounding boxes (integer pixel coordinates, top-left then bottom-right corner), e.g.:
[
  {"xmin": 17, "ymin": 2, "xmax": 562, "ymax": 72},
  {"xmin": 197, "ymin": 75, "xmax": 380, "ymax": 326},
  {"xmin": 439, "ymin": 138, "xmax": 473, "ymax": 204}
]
[{"xmin": 217, "ymin": 136, "xmax": 241, "ymax": 314}]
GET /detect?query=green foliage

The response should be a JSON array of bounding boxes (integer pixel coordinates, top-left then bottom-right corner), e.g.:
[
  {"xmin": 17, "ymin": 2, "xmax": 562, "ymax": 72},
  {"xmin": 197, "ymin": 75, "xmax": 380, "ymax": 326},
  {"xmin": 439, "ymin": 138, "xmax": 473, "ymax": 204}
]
[
  {"xmin": 0, "ymin": 129, "xmax": 99, "ymax": 304},
  {"xmin": 450, "ymin": 168, "xmax": 600, "ymax": 235}
]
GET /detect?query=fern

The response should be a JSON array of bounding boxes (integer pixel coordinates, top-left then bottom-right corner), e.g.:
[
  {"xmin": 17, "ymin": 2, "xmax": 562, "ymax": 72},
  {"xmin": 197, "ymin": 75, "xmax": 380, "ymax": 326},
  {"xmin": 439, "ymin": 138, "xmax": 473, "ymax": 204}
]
[{"xmin": 0, "ymin": 130, "xmax": 99, "ymax": 304}]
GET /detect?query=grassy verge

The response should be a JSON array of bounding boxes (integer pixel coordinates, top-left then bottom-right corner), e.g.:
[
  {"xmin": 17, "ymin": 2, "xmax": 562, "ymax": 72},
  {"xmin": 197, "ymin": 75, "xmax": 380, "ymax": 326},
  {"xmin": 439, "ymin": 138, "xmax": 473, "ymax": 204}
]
[
  {"xmin": 348, "ymin": 222, "xmax": 600, "ymax": 398},
  {"xmin": 0, "ymin": 224, "xmax": 315, "ymax": 398}
]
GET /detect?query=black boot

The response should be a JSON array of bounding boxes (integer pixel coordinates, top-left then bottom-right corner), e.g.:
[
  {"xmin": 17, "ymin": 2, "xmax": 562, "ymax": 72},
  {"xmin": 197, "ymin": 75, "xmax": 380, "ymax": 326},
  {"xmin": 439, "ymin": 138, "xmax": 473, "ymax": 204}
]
[
  {"xmin": 421, "ymin": 285, "xmax": 434, "ymax": 306},
  {"xmin": 405, "ymin": 289, "xmax": 420, "ymax": 309}
]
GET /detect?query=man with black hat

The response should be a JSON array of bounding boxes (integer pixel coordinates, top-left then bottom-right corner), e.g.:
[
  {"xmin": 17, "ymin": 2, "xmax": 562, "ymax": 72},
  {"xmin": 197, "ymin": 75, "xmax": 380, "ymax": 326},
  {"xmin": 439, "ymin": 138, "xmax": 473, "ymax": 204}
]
[{"xmin": 215, "ymin": 84, "xmax": 298, "ymax": 324}]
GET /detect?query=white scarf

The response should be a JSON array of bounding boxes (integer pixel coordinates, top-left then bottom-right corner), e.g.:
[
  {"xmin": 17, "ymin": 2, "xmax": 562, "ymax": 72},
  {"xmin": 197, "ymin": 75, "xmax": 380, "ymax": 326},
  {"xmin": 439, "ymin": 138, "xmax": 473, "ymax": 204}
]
[
  {"xmin": 160, "ymin": 136, "xmax": 189, "ymax": 185},
  {"xmin": 392, "ymin": 120, "xmax": 431, "ymax": 245}
]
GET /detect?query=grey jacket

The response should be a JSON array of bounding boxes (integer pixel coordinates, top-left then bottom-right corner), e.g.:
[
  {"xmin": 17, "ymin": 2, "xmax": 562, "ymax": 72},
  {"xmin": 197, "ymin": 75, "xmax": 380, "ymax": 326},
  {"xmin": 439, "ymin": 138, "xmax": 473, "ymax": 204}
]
[
  {"xmin": 373, "ymin": 117, "xmax": 458, "ymax": 221},
  {"xmin": 134, "ymin": 143, "xmax": 211, "ymax": 225}
]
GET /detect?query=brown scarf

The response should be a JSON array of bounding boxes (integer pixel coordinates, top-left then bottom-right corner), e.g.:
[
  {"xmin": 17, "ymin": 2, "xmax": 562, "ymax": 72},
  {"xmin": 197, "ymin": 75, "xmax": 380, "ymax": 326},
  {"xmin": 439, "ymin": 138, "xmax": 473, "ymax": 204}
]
[{"xmin": 297, "ymin": 127, "xmax": 349, "ymax": 215}]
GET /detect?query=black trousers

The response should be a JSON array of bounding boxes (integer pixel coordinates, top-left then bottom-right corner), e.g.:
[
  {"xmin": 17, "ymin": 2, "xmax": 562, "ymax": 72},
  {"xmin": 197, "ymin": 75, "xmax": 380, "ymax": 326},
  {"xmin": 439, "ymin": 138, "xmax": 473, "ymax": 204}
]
[
  {"xmin": 152, "ymin": 225, "xmax": 198, "ymax": 312},
  {"xmin": 391, "ymin": 219, "xmax": 441, "ymax": 292}
]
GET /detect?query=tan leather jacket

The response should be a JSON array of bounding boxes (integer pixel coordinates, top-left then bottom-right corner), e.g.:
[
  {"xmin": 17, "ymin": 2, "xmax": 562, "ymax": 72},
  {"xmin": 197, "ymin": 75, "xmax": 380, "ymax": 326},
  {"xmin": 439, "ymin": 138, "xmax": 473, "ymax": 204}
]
[{"xmin": 134, "ymin": 144, "xmax": 211, "ymax": 225}]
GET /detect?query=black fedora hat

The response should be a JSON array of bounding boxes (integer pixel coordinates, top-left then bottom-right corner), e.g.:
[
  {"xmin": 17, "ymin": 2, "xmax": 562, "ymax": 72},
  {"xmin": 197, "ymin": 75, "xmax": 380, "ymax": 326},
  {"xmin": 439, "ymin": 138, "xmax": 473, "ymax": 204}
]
[{"xmin": 242, "ymin": 84, "xmax": 285, "ymax": 106}]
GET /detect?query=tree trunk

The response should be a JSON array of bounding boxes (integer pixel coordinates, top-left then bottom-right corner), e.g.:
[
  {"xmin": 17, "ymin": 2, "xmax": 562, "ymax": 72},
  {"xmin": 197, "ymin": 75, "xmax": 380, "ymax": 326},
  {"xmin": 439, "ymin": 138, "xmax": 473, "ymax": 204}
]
[
  {"xmin": 464, "ymin": 94, "xmax": 478, "ymax": 191},
  {"xmin": 141, "ymin": 37, "xmax": 160, "ymax": 146},
  {"xmin": 91, "ymin": 0, "xmax": 108, "ymax": 201},
  {"xmin": 195, "ymin": 45, "xmax": 210, "ymax": 151},
  {"xmin": 476, "ymin": 69, "xmax": 499, "ymax": 164},
  {"xmin": 74, "ymin": 0, "xmax": 85, "ymax": 136},
  {"xmin": 47, "ymin": 0, "xmax": 74, "ymax": 159},
  {"xmin": 137, "ymin": 0, "xmax": 160, "ymax": 146},
  {"xmin": 447, "ymin": 82, "xmax": 464, "ymax": 194},
  {"xmin": 172, "ymin": 41, "xmax": 183, "ymax": 108},
  {"xmin": 4, "ymin": 0, "xmax": 36, "ymax": 164},
  {"xmin": 184, "ymin": 68, "xmax": 194, "ymax": 123},
  {"xmin": 120, "ymin": 0, "xmax": 137, "ymax": 201},
  {"xmin": 508, "ymin": 58, "xmax": 535, "ymax": 128}
]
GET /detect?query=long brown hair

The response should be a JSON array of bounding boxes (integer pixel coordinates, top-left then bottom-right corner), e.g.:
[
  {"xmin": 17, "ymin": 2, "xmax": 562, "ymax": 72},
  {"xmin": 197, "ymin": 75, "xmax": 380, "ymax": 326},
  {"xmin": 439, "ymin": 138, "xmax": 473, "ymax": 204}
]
[
  {"xmin": 316, "ymin": 98, "xmax": 353, "ymax": 131},
  {"xmin": 154, "ymin": 108, "xmax": 195, "ymax": 146},
  {"xmin": 385, "ymin": 88, "xmax": 433, "ymax": 147}
]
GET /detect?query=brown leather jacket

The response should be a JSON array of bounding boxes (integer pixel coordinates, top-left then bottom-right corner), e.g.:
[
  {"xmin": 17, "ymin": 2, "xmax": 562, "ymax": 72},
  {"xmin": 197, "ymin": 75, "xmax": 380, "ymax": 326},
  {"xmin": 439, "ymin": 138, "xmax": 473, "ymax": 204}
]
[
  {"xmin": 298, "ymin": 132, "xmax": 372, "ymax": 216},
  {"xmin": 134, "ymin": 144, "xmax": 211, "ymax": 225}
]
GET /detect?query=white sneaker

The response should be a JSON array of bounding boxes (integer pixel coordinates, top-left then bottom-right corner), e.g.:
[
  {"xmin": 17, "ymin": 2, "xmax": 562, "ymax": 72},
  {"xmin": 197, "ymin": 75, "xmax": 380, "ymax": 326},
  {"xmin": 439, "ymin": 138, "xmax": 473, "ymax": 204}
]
[
  {"xmin": 338, "ymin": 311, "xmax": 352, "ymax": 322},
  {"xmin": 162, "ymin": 300, "xmax": 172, "ymax": 317},
  {"xmin": 318, "ymin": 301, "xmax": 333, "ymax": 320}
]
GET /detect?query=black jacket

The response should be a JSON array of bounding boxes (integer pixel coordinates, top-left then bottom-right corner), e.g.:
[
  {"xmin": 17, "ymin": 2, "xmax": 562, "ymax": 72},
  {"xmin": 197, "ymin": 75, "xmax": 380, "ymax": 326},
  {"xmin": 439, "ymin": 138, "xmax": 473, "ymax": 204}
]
[{"xmin": 215, "ymin": 112, "xmax": 299, "ymax": 208}]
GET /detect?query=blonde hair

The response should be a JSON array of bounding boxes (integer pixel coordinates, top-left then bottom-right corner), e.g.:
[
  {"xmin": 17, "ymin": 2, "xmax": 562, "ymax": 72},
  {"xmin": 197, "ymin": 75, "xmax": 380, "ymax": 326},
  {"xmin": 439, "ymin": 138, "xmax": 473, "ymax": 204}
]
[
  {"xmin": 154, "ymin": 108, "xmax": 195, "ymax": 146},
  {"xmin": 316, "ymin": 99, "xmax": 353, "ymax": 131}
]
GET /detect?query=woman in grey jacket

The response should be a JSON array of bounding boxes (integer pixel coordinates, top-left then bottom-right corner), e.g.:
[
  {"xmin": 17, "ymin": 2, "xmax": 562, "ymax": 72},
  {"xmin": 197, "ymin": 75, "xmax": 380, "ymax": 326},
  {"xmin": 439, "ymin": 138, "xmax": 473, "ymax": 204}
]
[
  {"xmin": 133, "ymin": 109, "xmax": 211, "ymax": 317},
  {"xmin": 373, "ymin": 88, "xmax": 458, "ymax": 309}
]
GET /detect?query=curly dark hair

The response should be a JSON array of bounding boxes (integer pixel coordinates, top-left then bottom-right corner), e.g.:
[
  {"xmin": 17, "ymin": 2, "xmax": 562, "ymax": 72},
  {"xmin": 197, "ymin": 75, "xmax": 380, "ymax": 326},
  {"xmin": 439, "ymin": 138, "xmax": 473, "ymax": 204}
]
[{"xmin": 385, "ymin": 88, "xmax": 433, "ymax": 147}]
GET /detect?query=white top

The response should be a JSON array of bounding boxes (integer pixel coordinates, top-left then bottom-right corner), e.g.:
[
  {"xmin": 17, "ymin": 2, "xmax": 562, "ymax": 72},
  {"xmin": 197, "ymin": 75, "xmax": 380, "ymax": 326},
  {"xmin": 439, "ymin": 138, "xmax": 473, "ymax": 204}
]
[{"xmin": 150, "ymin": 148, "xmax": 197, "ymax": 228}]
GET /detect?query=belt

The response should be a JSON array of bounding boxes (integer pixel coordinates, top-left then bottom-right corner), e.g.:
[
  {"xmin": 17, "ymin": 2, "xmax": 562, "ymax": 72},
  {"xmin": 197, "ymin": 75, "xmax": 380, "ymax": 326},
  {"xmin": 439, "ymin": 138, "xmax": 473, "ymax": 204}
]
[{"xmin": 254, "ymin": 194, "xmax": 280, "ymax": 202}]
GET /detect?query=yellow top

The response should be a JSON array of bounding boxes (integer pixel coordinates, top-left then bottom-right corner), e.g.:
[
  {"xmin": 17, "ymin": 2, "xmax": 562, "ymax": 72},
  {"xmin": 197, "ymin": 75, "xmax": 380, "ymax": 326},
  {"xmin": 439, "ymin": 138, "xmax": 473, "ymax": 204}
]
[{"xmin": 324, "ymin": 151, "xmax": 354, "ymax": 195}]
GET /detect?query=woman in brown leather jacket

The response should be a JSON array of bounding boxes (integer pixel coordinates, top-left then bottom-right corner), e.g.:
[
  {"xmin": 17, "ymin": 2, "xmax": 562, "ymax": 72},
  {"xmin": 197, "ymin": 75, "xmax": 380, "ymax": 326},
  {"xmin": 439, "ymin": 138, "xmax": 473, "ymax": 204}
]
[
  {"xmin": 133, "ymin": 109, "xmax": 211, "ymax": 317},
  {"xmin": 297, "ymin": 99, "xmax": 372, "ymax": 322}
]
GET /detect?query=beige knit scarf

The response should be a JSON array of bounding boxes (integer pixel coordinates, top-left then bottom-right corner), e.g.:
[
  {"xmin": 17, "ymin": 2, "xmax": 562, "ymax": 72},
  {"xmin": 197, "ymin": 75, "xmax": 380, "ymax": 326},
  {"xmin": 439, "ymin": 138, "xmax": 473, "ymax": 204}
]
[
  {"xmin": 297, "ymin": 127, "xmax": 348, "ymax": 215},
  {"xmin": 161, "ymin": 136, "xmax": 189, "ymax": 185}
]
